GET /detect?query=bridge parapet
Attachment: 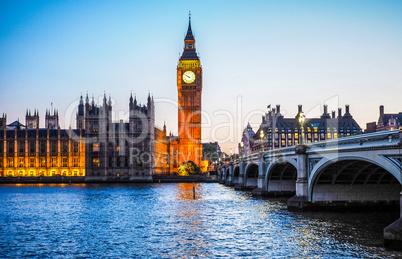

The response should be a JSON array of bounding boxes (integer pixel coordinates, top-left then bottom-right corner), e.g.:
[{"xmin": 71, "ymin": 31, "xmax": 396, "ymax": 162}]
[
  {"xmin": 307, "ymin": 129, "xmax": 401, "ymax": 153},
  {"xmin": 236, "ymin": 130, "xmax": 401, "ymax": 163}
]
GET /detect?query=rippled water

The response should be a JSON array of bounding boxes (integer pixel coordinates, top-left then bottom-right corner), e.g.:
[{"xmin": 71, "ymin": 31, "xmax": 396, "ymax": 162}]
[{"xmin": 0, "ymin": 183, "xmax": 401, "ymax": 258}]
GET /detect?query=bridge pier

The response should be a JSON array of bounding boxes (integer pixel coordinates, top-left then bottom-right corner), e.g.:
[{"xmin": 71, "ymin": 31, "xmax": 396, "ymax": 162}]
[
  {"xmin": 252, "ymin": 156, "xmax": 267, "ymax": 196},
  {"xmin": 235, "ymin": 161, "xmax": 245, "ymax": 190},
  {"xmin": 225, "ymin": 165, "xmax": 233, "ymax": 186},
  {"xmin": 384, "ymin": 191, "xmax": 402, "ymax": 247},
  {"xmin": 218, "ymin": 168, "xmax": 224, "ymax": 184},
  {"xmin": 287, "ymin": 145, "xmax": 312, "ymax": 211}
]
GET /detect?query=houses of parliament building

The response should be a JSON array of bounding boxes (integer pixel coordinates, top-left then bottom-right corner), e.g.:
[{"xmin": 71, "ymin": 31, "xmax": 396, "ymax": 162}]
[{"xmin": 0, "ymin": 16, "xmax": 206, "ymax": 181}]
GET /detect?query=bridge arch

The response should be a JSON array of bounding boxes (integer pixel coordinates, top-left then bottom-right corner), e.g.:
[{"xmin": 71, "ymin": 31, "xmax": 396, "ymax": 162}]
[
  {"xmin": 309, "ymin": 156, "xmax": 401, "ymax": 203},
  {"xmin": 224, "ymin": 167, "xmax": 230, "ymax": 183},
  {"xmin": 265, "ymin": 160, "xmax": 297, "ymax": 194},
  {"xmin": 232, "ymin": 166, "xmax": 240, "ymax": 185},
  {"xmin": 244, "ymin": 163, "xmax": 259, "ymax": 189}
]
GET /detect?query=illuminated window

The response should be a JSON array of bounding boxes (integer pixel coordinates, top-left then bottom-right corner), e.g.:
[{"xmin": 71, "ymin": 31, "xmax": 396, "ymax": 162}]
[
  {"xmin": 295, "ymin": 133, "xmax": 298, "ymax": 139},
  {"xmin": 62, "ymin": 158, "xmax": 68, "ymax": 167},
  {"xmin": 116, "ymin": 146, "xmax": 120, "ymax": 152},
  {"xmin": 51, "ymin": 158, "xmax": 57, "ymax": 167},
  {"xmin": 73, "ymin": 158, "xmax": 79, "ymax": 167},
  {"xmin": 29, "ymin": 158, "xmax": 35, "ymax": 167},
  {"xmin": 327, "ymin": 133, "xmax": 332, "ymax": 139},
  {"xmin": 41, "ymin": 157, "xmax": 46, "ymax": 167},
  {"xmin": 93, "ymin": 143, "xmax": 99, "ymax": 152},
  {"xmin": 19, "ymin": 157, "xmax": 24, "ymax": 167},
  {"xmin": 334, "ymin": 133, "xmax": 338, "ymax": 138},
  {"xmin": 93, "ymin": 158, "xmax": 100, "ymax": 167}
]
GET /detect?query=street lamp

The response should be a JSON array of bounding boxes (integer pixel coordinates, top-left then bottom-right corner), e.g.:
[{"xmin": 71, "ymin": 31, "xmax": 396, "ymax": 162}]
[
  {"xmin": 230, "ymin": 148, "xmax": 233, "ymax": 162},
  {"xmin": 260, "ymin": 130, "xmax": 265, "ymax": 152},
  {"xmin": 240, "ymin": 141, "xmax": 244, "ymax": 157},
  {"xmin": 298, "ymin": 111, "xmax": 306, "ymax": 145}
]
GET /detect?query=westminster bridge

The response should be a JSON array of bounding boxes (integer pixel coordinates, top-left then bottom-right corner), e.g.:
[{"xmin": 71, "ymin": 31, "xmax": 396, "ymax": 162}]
[{"xmin": 217, "ymin": 129, "xmax": 402, "ymax": 246}]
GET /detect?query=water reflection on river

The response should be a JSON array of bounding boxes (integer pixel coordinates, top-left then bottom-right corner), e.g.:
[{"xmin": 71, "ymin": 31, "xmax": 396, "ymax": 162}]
[{"xmin": 0, "ymin": 183, "xmax": 401, "ymax": 258}]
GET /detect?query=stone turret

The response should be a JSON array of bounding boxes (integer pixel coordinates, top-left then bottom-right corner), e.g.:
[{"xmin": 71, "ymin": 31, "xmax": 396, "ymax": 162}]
[
  {"xmin": 0, "ymin": 113, "xmax": 6, "ymax": 130},
  {"xmin": 45, "ymin": 109, "xmax": 59, "ymax": 129},
  {"xmin": 77, "ymin": 95, "xmax": 85, "ymax": 129},
  {"xmin": 26, "ymin": 109, "xmax": 39, "ymax": 129}
]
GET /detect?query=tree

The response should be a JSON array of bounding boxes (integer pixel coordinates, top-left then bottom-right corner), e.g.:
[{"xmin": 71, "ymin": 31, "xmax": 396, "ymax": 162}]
[{"xmin": 177, "ymin": 161, "xmax": 201, "ymax": 176}]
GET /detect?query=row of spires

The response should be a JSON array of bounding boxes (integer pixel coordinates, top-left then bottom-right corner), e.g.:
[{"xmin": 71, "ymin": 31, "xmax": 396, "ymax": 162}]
[
  {"xmin": 80, "ymin": 92, "xmax": 112, "ymax": 107},
  {"xmin": 46, "ymin": 109, "xmax": 58, "ymax": 116},
  {"xmin": 265, "ymin": 104, "xmax": 353, "ymax": 120},
  {"xmin": 25, "ymin": 109, "xmax": 58, "ymax": 117},
  {"xmin": 79, "ymin": 92, "xmax": 153, "ymax": 106},
  {"xmin": 26, "ymin": 109, "xmax": 39, "ymax": 116}
]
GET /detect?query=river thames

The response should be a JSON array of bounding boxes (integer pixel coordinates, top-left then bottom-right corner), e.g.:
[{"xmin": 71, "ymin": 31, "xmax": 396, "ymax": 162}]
[{"xmin": 0, "ymin": 183, "xmax": 401, "ymax": 258}]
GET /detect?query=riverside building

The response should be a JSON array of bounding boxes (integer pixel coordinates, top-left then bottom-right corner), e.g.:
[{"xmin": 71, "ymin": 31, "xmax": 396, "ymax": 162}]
[
  {"xmin": 0, "ymin": 111, "xmax": 86, "ymax": 178},
  {"xmin": 240, "ymin": 104, "xmax": 362, "ymax": 154},
  {"xmin": 0, "ymin": 93, "xmax": 181, "ymax": 180},
  {"xmin": 365, "ymin": 105, "xmax": 402, "ymax": 133}
]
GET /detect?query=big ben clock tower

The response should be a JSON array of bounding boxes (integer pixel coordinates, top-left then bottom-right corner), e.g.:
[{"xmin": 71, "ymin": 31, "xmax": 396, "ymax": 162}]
[{"xmin": 177, "ymin": 14, "xmax": 203, "ymax": 167}]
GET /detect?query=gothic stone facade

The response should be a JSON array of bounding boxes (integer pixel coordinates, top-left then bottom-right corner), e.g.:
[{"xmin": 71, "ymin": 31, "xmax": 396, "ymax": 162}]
[
  {"xmin": 78, "ymin": 94, "xmax": 155, "ymax": 181},
  {"xmin": 0, "ymin": 94, "xmax": 162, "ymax": 181},
  {"xmin": 0, "ymin": 112, "xmax": 85, "ymax": 178}
]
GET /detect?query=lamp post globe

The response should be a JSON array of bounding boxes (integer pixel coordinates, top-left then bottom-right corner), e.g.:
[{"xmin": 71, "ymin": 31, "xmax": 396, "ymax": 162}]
[
  {"xmin": 260, "ymin": 130, "xmax": 265, "ymax": 152},
  {"xmin": 298, "ymin": 111, "xmax": 305, "ymax": 145}
]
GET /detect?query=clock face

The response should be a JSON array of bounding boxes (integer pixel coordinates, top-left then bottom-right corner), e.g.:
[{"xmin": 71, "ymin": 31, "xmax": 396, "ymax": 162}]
[{"xmin": 183, "ymin": 70, "xmax": 196, "ymax": 84}]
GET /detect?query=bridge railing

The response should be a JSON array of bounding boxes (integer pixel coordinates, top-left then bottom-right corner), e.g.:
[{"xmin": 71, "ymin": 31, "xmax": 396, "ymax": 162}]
[
  {"xmin": 306, "ymin": 129, "xmax": 401, "ymax": 153},
  {"xmin": 230, "ymin": 129, "xmax": 401, "ymax": 165}
]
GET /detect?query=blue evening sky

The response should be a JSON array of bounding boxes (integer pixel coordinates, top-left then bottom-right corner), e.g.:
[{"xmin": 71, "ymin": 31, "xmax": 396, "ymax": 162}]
[{"xmin": 1, "ymin": 0, "xmax": 401, "ymax": 152}]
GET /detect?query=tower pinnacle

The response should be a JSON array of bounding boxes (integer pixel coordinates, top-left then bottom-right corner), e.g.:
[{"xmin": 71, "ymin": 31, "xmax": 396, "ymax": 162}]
[
  {"xmin": 185, "ymin": 12, "xmax": 195, "ymax": 42},
  {"xmin": 180, "ymin": 13, "xmax": 198, "ymax": 60}
]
